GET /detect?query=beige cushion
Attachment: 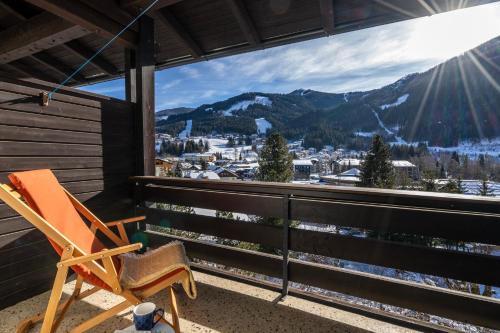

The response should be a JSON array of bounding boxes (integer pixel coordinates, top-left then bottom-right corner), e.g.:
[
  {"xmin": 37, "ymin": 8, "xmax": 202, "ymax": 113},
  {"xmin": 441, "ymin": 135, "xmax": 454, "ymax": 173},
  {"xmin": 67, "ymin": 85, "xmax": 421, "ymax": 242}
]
[{"xmin": 118, "ymin": 241, "xmax": 197, "ymax": 299}]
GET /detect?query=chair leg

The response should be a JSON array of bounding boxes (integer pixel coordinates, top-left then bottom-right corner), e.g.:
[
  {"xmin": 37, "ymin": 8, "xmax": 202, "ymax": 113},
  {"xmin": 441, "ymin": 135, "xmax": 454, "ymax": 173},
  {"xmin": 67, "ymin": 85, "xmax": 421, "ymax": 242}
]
[
  {"xmin": 168, "ymin": 286, "xmax": 181, "ymax": 333},
  {"xmin": 16, "ymin": 283, "xmax": 99, "ymax": 333},
  {"xmin": 51, "ymin": 276, "xmax": 84, "ymax": 332},
  {"xmin": 40, "ymin": 264, "xmax": 70, "ymax": 333}
]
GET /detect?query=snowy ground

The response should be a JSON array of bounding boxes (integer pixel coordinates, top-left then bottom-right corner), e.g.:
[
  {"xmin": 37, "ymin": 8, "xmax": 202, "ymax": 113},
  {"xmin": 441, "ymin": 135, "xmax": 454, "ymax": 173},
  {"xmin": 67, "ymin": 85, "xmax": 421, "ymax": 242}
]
[
  {"xmin": 255, "ymin": 117, "xmax": 272, "ymax": 134},
  {"xmin": 178, "ymin": 119, "xmax": 192, "ymax": 139},
  {"xmin": 367, "ymin": 105, "xmax": 407, "ymax": 144},
  {"xmin": 222, "ymin": 95, "xmax": 272, "ymax": 116},
  {"xmin": 428, "ymin": 138, "xmax": 500, "ymax": 159},
  {"xmin": 379, "ymin": 93, "xmax": 409, "ymax": 110}
]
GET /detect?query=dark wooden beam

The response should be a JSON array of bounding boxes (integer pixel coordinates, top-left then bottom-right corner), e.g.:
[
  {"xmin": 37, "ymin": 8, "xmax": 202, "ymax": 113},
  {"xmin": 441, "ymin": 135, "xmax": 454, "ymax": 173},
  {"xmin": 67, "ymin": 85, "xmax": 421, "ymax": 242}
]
[
  {"xmin": 157, "ymin": 7, "xmax": 203, "ymax": 58},
  {"xmin": 31, "ymin": 52, "xmax": 86, "ymax": 83},
  {"xmin": 319, "ymin": 0, "xmax": 335, "ymax": 35},
  {"xmin": 134, "ymin": 16, "xmax": 155, "ymax": 176},
  {"xmin": 0, "ymin": 2, "xmax": 113, "ymax": 80},
  {"xmin": 120, "ymin": 0, "xmax": 182, "ymax": 11},
  {"xmin": 63, "ymin": 40, "xmax": 119, "ymax": 76},
  {"xmin": 0, "ymin": 12, "xmax": 89, "ymax": 64},
  {"xmin": 0, "ymin": 1, "xmax": 26, "ymax": 22},
  {"xmin": 24, "ymin": 0, "xmax": 138, "ymax": 48},
  {"xmin": 8, "ymin": 59, "xmax": 60, "ymax": 82},
  {"xmin": 82, "ymin": 0, "xmax": 137, "ymax": 30},
  {"xmin": 225, "ymin": 0, "xmax": 261, "ymax": 45}
]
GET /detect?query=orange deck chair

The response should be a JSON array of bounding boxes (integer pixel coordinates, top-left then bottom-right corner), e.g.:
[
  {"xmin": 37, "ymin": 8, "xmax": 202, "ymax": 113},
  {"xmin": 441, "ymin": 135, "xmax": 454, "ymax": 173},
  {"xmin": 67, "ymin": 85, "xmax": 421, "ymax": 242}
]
[{"xmin": 0, "ymin": 169, "xmax": 196, "ymax": 333}]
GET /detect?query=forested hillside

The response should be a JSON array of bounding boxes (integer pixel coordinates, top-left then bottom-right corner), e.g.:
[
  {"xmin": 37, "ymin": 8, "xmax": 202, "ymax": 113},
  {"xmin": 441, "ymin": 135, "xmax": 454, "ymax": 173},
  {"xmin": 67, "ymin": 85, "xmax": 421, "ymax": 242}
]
[{"xmin": 157, "ymin": 36, "xmax": 500, "ymax": 149}]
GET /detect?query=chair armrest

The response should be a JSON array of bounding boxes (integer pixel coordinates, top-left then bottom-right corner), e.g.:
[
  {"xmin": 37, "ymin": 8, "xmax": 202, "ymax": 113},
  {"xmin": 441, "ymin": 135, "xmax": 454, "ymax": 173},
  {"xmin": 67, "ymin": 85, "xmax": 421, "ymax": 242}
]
[
  {"xmin": 58, "ymin": 243, "xmax": 142, "ymax": 267},
  {"xmin": 106, "ymin": 216, "xmax": 146, "ymax": 227}
]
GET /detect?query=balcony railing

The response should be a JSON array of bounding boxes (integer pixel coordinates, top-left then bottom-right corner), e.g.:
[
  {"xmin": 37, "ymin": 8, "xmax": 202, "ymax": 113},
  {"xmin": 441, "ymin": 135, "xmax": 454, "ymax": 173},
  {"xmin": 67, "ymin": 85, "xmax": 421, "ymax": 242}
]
[{"xmin": 131, "ymin": 176, "xmax": 500, "ymax": 331}]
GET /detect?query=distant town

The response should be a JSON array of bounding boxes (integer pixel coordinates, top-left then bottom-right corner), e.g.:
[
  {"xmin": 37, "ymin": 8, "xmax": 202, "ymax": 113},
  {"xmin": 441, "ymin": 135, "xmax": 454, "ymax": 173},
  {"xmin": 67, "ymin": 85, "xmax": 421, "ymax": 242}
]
[{"xmin": 155, "ymin": 133, "xmax": 499, "ymax": 197}]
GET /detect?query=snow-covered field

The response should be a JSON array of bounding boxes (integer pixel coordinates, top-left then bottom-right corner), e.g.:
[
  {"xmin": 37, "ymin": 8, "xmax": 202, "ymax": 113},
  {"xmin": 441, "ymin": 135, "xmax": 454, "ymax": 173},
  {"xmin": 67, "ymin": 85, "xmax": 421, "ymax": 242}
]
[
  {"xmin": 255, "ymin": 117, "xmax": 272, "ymax": 134},
  {"xmin": 428, "ymin": 138, "xmax": 500, "ymax": 158},
  {"xmin": 222, "ymin": 95, "xmax": 272, "ymax": 116},
  {"xmin": 379, "ymin": 93, "xmax": 409, "ymax": 110},
  {"xmin": 178, "ymin": 119, "xmax": 192, "ymax": 139},
  {"xmin": 354, "ymin": 131, "xmax": 377, "ymax": 137}
]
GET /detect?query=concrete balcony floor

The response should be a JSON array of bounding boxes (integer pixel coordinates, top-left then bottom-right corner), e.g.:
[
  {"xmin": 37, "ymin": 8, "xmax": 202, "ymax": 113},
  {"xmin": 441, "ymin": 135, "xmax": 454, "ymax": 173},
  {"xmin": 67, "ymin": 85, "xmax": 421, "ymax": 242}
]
[{"xmin": 0, "ymin": 271, "xmax": 419, "ymax": 333}]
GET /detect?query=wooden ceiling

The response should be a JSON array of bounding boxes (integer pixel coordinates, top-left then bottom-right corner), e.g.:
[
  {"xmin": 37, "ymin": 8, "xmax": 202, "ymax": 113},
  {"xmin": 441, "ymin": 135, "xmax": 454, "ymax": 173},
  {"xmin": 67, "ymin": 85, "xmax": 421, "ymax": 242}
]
[{"xmin": 0, "ymin": 0, "xmax": 498, "ymax": 87}]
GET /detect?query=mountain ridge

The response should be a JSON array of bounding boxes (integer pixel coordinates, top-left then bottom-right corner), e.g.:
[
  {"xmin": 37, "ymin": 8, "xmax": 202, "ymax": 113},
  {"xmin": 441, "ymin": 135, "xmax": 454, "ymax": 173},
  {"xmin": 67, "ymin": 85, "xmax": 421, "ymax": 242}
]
[{"xmin": 157, "ymin": 36, "xmax": 500, "ymax": 149}]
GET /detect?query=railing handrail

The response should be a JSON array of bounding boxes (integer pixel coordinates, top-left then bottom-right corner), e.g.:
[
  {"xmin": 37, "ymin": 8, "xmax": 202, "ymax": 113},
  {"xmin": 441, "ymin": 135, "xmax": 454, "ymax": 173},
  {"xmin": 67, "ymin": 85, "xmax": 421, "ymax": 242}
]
[
  {"xmin": 131, "ymin": 176, "xmax": 500, "ymax": 213},
  {"xmin": 131, "ymin": 176, "xmax": 500, "ymax": 330}
]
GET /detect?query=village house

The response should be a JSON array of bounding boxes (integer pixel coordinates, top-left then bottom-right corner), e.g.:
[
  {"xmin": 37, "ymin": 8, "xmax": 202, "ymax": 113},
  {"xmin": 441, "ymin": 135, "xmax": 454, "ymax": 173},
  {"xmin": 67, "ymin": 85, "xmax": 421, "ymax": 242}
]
[
  {"xmin": 392, "ymin": 160, "xmax": 420, "ymax": 180},
  {"xmin": 321, "ymin": 168, "xmax": 361, "ymax": 186},
  {"xmin": 293, "ymin": 159, "xmax": 314, "ymax": 180},
  {"xmin": 333, "ymin": 158, "xmax": 362, "ymax": 173},
  {"xmin": 182, "ymin": 152, "xmax": 216, "ymax": 163},
  {"xmin": 214, "ymin": 167, "xmax": 239, "ymax": 180}
]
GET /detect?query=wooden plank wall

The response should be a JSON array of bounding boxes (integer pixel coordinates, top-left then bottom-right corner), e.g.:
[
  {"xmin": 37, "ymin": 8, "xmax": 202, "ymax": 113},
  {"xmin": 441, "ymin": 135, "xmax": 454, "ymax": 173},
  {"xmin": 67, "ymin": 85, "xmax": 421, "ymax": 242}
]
[{"xmin": 0, "ymin": 77, "xmax": 136, "ymax": 309}]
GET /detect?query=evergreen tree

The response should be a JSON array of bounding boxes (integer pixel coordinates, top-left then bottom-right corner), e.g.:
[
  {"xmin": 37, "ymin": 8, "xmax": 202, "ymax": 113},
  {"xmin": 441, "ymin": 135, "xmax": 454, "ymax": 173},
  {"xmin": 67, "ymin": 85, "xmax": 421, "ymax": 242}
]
[
  {"xmin": 420, "ymin": 170, "xmax": 437, "ymax": 192},
  {"xmin": 479, "ymin": 176, "xmax": 494, "ymax": 196},
  {"xmin": 457, "ymin": 177, "xmax": 464, "ymax": 194},
  {"xmin": 359, "ymin": 135, "xmax": 394, "ymax": 188},
  {"xmin": 227, "ymin": 137, "xmax": 235, "ymax": 147},
  {"xmin": 439, "ymin": 179, "xmax": 460, "ymax": 194},
  {"xmin": 439, "ymin": 165, "xmax": 446, "ymax": 178},
  {"xmin": 174, "ymin": 163, "xmax": 183, "ymax": 178},
  {"xmin": 257, "ymin": 132, "xmax": 293, "ymax": 182},
  {"xmin": 204, "ymin": 140, "xmax": 210, "ymax": 152}
]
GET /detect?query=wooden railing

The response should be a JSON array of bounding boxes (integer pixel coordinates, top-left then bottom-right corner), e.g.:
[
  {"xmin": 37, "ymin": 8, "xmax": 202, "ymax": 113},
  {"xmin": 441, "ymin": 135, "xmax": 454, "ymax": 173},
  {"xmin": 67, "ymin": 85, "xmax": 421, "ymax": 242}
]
[{"xmin": 131, "ymin": 176, "xmax": 500, "ymax": 331}]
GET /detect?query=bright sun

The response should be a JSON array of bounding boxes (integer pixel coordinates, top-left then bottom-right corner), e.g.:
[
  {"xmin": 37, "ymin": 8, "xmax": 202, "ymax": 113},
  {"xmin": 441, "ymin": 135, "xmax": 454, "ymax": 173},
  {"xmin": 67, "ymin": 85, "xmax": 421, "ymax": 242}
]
[{"xmin": 407, "ymin": 3, "xmax": 500, "ymax": 62}]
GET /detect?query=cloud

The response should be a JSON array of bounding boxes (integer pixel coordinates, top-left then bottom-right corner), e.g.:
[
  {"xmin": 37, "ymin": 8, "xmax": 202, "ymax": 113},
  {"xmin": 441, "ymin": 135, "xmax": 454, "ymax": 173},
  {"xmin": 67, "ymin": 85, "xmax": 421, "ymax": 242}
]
[
  {"xmin": 160, "ymin": 79, "xmax": 182, "ymax": 91},
  {"xmin": 179, "ymin": 67, "xmax": 200, "ymax": 79},
  {"xmin": 80, "ymin": 2, "xmax": 500, "ymax": 109}
]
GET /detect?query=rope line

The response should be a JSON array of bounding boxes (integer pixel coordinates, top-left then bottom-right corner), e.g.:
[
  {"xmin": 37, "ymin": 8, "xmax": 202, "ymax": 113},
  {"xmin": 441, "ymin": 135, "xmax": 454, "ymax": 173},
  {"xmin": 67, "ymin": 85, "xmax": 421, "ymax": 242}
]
[{"xmin": 48, "ymin": 0, "xmax": 160, "ymax": 99}]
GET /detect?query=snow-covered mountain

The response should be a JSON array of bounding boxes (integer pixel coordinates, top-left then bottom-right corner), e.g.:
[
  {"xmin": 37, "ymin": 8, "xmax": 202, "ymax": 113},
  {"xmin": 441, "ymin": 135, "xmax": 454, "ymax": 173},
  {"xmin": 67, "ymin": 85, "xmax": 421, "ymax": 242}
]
[{"xmin": 157, "ymin": 36, "xmax": 500, "ymax": 150}]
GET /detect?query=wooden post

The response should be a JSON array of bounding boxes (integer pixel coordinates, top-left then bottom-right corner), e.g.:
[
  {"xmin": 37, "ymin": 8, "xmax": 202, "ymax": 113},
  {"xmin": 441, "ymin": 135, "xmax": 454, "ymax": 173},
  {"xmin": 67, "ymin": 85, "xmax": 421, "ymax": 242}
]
[
  {"xmin": 281, "ymin": 194, "xmax": 290, "ymax": 298},
  {"xmin": 124, "ymin": 48, "xmax": 136, "ymax": 103},
  {"xmin": 134, "ymin": 15, "xmax": 155, "ymax": 176}
]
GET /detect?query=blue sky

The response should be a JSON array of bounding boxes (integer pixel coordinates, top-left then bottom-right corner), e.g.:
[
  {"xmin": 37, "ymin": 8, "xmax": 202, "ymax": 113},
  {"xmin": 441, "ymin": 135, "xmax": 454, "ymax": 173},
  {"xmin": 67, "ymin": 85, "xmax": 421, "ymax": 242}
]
[{"xmin": 80, "ymin": 2, "xmax": 500, "ymax": 111}]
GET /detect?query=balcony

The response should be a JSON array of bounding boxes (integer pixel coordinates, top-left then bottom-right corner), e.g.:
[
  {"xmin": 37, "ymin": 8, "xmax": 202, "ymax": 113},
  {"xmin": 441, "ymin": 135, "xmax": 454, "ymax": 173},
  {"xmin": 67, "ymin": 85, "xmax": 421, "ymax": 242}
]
[
  {"xmin": 0, "ymin": 1, "xmax": 499, "ymax": 332},
  {"xmin": 1, "ymin": 175, "xmax": 499, "ymax": 332}
]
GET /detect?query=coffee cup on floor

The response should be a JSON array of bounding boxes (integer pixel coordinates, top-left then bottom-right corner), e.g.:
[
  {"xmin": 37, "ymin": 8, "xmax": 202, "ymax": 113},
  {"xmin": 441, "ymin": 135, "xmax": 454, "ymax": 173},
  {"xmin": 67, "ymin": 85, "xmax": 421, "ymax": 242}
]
[{"xmin": 133, "ymin": 302, "xmax": 164, "ymax": 331}]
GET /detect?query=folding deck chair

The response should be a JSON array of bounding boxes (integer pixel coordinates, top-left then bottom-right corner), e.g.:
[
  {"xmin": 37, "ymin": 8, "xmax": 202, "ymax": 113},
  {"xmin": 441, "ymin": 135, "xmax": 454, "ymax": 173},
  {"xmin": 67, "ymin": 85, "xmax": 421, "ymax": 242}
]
[{"xmin": 0, "ymin": 169, "xmax": 196, "ymax": 333}]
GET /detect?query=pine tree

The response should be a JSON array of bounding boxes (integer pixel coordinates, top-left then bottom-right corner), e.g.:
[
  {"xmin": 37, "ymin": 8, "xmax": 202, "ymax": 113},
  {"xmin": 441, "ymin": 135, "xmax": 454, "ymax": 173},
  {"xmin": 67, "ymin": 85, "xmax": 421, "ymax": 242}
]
[
  {"xmin": 257, "ymin": 132, "xmax": 293, "ymax": 182},
  {"xmin": 420, "ymin": 170, "xmax": 437, "ymax": 192},
  {"xmin": 439, "ymin": 179, "xmax": 460, "ymax": 194},
  {"xmin": 479, "ymin": 176, "xmax": 494, "ymax": 196},
  {"xmin": 174, "ymin": 163, "xmax": 183, "ymax": 178},
  {"xmin": 359, "ymin": 135, "xmax": 394, "ymax": 188},
  {"xmin": 457, "ymin": 177, "xmax": 464, "ymax": 194}
]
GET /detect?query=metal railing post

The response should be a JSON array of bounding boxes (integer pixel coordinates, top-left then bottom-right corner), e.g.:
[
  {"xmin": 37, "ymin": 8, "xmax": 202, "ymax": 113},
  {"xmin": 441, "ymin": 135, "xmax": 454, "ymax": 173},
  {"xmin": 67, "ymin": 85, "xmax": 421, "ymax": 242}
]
[{"xmin": 281, "ymin": 194, "xmax": 291, "ymax": 298}]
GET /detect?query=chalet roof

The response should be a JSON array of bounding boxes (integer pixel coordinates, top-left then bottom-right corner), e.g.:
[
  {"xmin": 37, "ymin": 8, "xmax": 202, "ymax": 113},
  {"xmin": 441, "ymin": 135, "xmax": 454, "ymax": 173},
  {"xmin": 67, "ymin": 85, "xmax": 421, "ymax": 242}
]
[
  {"xmin": 339, "ymin": 168, "xmax": 361, "ymax": 177},
  {"xmin": 293, "ymin": 159, "xmax": 313, "ymax": 166},
  {"xmin": 392, "ymin": 160, "xmax": 416, "ymax": 167},
  {"xmin": 0, "ymin": 0, "xmax": 497, "ymax": 87}
]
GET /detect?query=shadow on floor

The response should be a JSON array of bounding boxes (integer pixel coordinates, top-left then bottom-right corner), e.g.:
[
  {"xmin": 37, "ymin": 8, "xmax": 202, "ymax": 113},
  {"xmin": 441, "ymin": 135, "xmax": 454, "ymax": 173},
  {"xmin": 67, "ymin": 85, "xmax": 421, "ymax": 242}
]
[{"xmin": 1, "ymin": 280, "xmax": 372, "ymax": 333}]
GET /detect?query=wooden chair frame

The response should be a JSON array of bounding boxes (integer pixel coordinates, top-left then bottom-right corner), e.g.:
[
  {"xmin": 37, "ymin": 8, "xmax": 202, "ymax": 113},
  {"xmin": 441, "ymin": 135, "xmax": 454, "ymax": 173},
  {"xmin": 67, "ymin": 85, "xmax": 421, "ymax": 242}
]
[{"xmin": 0, "ymin": 183, "xmax": 185, "ymax": 333}]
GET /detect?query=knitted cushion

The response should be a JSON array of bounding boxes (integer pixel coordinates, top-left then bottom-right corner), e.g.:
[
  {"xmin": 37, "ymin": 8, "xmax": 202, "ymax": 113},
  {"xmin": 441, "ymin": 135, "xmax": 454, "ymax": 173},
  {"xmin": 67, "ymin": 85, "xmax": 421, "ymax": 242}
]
[{"xmin": 119, "ymin": 241, "xmax": 197, "ymax": 299}]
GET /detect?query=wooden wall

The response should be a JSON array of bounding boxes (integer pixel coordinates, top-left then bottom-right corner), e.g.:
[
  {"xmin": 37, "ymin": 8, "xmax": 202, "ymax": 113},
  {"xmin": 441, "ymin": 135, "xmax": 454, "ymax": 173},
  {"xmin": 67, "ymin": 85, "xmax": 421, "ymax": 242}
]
[{"xmin": 0, "ymin": 77, "xmax": 136, "ymax": 309}]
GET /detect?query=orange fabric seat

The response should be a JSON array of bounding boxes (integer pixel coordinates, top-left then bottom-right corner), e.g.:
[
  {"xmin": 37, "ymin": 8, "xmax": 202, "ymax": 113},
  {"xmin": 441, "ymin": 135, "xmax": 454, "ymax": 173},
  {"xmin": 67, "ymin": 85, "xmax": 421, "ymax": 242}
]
[{"xmin": 9, "ymin": 169, "xmax": 118, "ymax": 290}]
